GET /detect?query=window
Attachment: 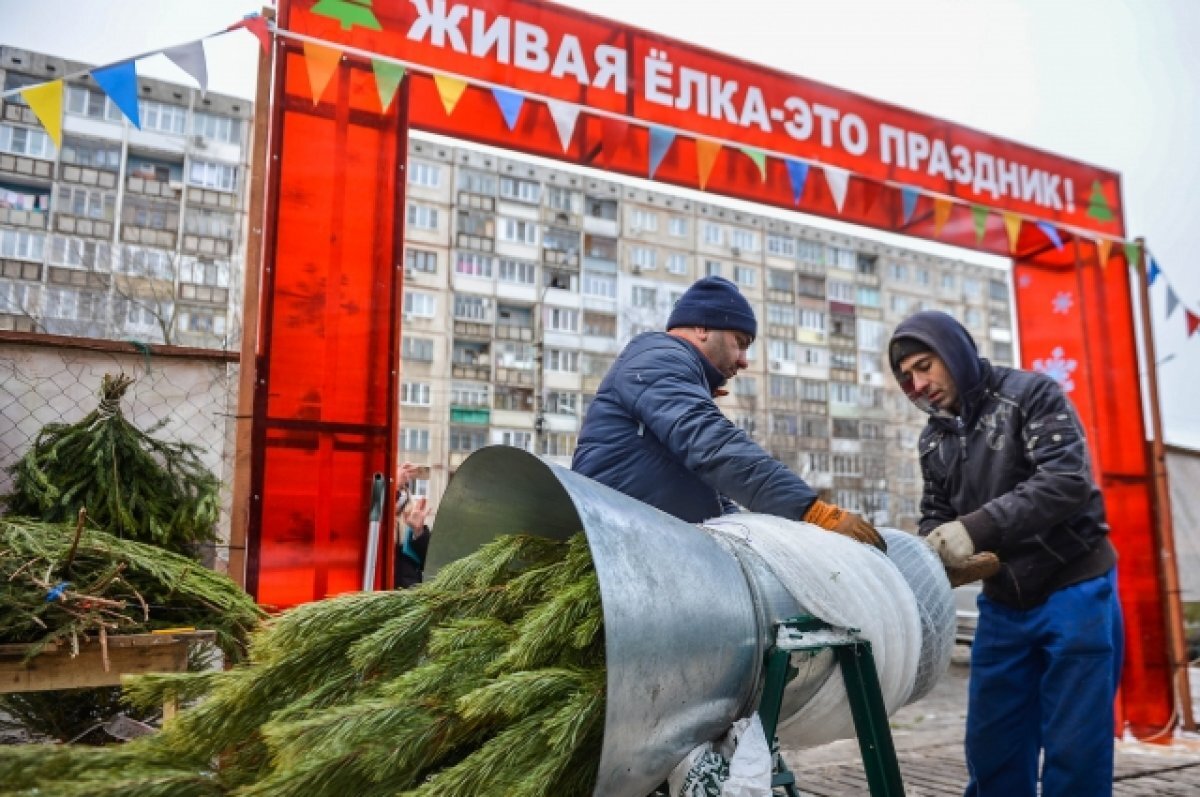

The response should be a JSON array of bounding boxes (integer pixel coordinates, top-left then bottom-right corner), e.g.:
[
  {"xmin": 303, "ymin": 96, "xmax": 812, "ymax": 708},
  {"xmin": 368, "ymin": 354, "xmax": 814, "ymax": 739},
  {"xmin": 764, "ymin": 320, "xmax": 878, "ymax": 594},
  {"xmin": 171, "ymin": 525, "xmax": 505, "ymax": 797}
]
[
  {"xmin": 546, "ymin": 186, "xmax": 577, "ymax": 212},
  {"xmin": 404, "ymin": 290, "xmax": 436, "ymax": 318},
  {"xmin": 541, "ymin": 432, "xmax": 577, "ymax": 458},
  {"xmin": 65, "ymin": 86, "xmax": 122, "ymax": 121},
  {"xmin": 179, "ymin": 257, "xmax": 228, "ymax": 286},
  {"xmin": 406, "ymin": 203, "xmax": 439, "ymax": 230},
  {"xmin": 454, "ymin": 294, "xmax": 490, "ymax": 320},
  {"xmin": 0, "ymin": 124, "xmax": 54, "ymax": 159},
  {"xmin": 179, "ymin": 308, "xmax": 227, "ymax": 335},
  {"xmin": 137, "ymin": 100, "xmax": 187, "ymax": 135},
  {"xmin": 498, "ymin": 217, "xmax": 538, "ymax": 245},
  {"xmin": 797, "ymin": 275, "xmax": 824, "ymax": 298},
  {"xmin": 889, "ymin": 262, "xmax": 909, "ymax": 281},
  {"xmin": 733, "ymin": 266, "xmax": 757, "ymax": 287},
  {"xmin": 830, "ymin": 247, "xmax": 856, "ymax": 269},
  {"xmin": 43, "ymin": 286, "xmax": 108, "ymax": 323},
  {"xmin": 941, "ymin": 272, "xmax": 957, "ymax": 291},
  {"xmin": 452, "ymin": 382, "xmax": 489, "ymax": 407},
  {"xmin": 796, "ymin": 240, "xmax": 824, "ymax": 264},
  {"xmin": 60, "ymin": 137, "xmax": 120, "ymax": 170},
  {"xmin": 545, "ymin": 306, "xmax": 579, "ymax": 332},
  {"xmin": 1, "ymin": 229, "xmax": 46, "ymax": 261},
  {"xmin": 406, "ymin": 248, "xmax": 437, "ymax": 274},
  {"xmin": 545, "ymin": 348, "xmax": 579, "ymax": 372},
  {"xmin": 989, "ymin": 279, "xmax": 1008, "ymax": 301},
  {"xmin": 403, "ymin": 336, "xmax": 434, "ymax": 361},
  {"xmin": 771, "ymin": 413, "xmax": 799, "ymax": 435},
  {"xmin": 583, "ymin": 311, "xmax": 616, "ymax": 337},
  {"xmin": 449, "ymin": 426, "xmax": 487, "ymax": 452},
  {"xmin": 733, "ymin": 375, "xmax": 757, "ymax": 396},
  {"xmin": 629, "ymin": 208, "xmax": 659, "ymax": 232},
  {"xmin": 831, "ymin": 382, "xmax": 857, "ymax": 403},
  {"xmin": 770, "ymin": 375, "xmax": 798, "ymax": 399},
  {"xmin": 188, "ymin": 160, "xmax": 238, "ymax": 191},
  {"xmin": 498, "ymin": 258, "xmax": 536, "ymax": 284},
  {"xmin": 668, "ymin": 216, "xmax": 688, "ymax": 237},
  {"xmin": 546, "ymin": 391, "xmax": 578, "ymax": 415},
  {"xmin": 828, "ymin": 280, "xmax": 855, "ymax": 302},
  {"xmin": 495, "ymin": 429, "xmax": 533, "ymax": 451},
  {"xmin": 767, "ymin": 234, "xmax": 795, "ymax": 257},
  {"xmin": 766, "ymin": 304, "xmax": 796, "ymax": 326},
  {"xmin": 890, "ymin": 294, "xmax": 910, "ymax": 314},
  {"xmin": 581, "ymin": 353, "xmax": 613, "ymax": 377},
  {"xmin": 703, "ymin": 223, "xmax": 724, "ymax": 245},
  {"xmin": 992, "ymin": 341, "xmax": 1013, "ymax": 363},
  {"xmin": 401, "ymin": 428, "xmax": 431, "ymax": 452},
  {"xmin": 192, "ymin": 111, "xmax": 242, "ymax": 144},
  {"xmin": 915, "ymin": 268, "xmax": 931, "ymax": 286},
  {"xmin": 117, "ymin": 245, "xmax": 172, "ymax": 278},
  {"xmin": 408, "ymin": 161, "xmax": 441, "ymax": 187},
  {"xmin": 768, "ymin": 339, "xmax": 796, "ymax": 363},
  {"xmin": 964, "ymin": 307, "xmax": 983, "ymax": 327},
  {"xmin": 704, "ymin": 260, "xmax": 722, "ymax": 277},
  {"xmin": 587, "ymin": 197, "xmax": 617, "ymax": 220},
  {"xmin": 500, "ymin": 176, "xmax": 541, "ymax": 203},
  {"xmin": 630, "ymin": 246, "xmax": 656, "ymax": 270},
  {"xmin": 666, "ymin": 253, "xmax": 688, "ymax": 275},
  {"xmin": 401, "ymin": 382, "xmax": 431, "ymax": 406},
  {"xmin": 830, "ymin": 349, "xmax": 857, "ymax": 370},
  {"xmin": 801, "ymin": 379, "xmax": 827, "ymax": 401},
  {"xmin": 857, "ymin": 318, "xmax": 886, "ymax": 350},
  {"xmin": 963, "ymin": 277, "xmax": 982, "ymax": 299},
  {"xmin": 184, "ymin": 208, "xmax": 236, "ymax": 238},
  {"xmin": 731, "ymin": 229, "xmax": 759, "ymax": 252},
  {"xmin": 799, "ymin": 309, "xmax": 825, "ymax": 332},
  {"xmin": 857, "ymin": 286, "xmax": 881, "ymax": 308},
  {"xmin": 56, "ymin": 185, "xmax": 116, "ymax": 220},
  {"xmin": 856, "ymin": 254, "xmax": 878, "ymax": 276},
  {"xmin": 799, "ymin": 346, "xmax": 826, "ymax": 366},
  {"xmin": 582, "ymin": 271, "xmax": 616, "ymax": 298},
  {"xmin": 455, "ymin": 252, "xmax": 493, "ymax": 277},
  {"xmin": 458, "ymin": 169, "xmax": 496, "ymax": 194},
  {"xmin": 632, "ymin": 286, "xmax": 657, "ymax": 308}
]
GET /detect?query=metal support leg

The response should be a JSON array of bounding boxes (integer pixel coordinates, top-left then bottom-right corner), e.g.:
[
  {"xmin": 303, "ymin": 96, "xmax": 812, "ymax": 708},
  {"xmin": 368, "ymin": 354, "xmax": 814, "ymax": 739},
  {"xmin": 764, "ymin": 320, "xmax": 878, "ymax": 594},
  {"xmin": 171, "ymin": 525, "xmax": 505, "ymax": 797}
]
[{"xmin": 835, "ymin": 641, "xmax": 906, "ymax": 796}]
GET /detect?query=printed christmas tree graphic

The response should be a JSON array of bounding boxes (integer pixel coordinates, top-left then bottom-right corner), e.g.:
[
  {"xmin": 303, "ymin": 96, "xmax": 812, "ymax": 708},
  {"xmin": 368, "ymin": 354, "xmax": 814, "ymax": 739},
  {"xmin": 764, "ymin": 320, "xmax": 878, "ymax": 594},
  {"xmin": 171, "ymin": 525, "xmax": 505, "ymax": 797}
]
[{"xmin": 1086, "ymin": 180, "xmax": 1114, "ymax": 223}]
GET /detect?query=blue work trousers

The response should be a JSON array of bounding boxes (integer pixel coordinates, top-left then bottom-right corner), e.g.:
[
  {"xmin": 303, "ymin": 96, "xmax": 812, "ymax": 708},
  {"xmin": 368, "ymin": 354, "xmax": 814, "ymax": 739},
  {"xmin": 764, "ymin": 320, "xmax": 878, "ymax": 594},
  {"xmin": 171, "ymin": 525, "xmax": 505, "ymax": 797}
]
[{"xmin": 964, "ymin": 567, "xmax": 1123, "ymax": 797}]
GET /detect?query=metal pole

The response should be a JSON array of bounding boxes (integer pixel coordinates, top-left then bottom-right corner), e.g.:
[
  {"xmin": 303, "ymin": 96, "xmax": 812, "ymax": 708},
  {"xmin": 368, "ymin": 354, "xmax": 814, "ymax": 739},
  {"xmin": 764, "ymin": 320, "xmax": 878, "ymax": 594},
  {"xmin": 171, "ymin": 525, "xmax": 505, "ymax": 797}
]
[{"xmin": 1132, "ymin": 236, "xmax": 1195, "ymax": 730}]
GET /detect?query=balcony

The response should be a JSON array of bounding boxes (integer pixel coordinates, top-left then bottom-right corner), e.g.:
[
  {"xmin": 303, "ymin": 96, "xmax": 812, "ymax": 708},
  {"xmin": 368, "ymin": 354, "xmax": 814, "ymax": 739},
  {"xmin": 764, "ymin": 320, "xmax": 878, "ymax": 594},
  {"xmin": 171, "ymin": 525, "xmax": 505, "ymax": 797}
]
[
  {"xmin": 0, "ymin": 99, "xmax": 38, "ymax": 127},
  {"xmin": 0, "ymin": 259, "xmax": 41, "ymax": 281},
  {"xmin": 126, "ymin": 175, "xmax": 183, "ymax": 200},
  {"xmin": 59, "ymin": 163, "xmax": 114, "ymax": 189},
  {"xmin": 450, "ymin": 406, "xmax": 490, "ymax": 425},
  {"xmin": 543, "ymin": 248, "xmax": 579, "ymax": 268},
  {"xmin": 453, "ymin": 320, "xmax": 492, "ymax": 340},
  {"xmin": 496, "ymin": 324, "xmax": 533, "ymax": 342},
  {"xmin": 121, "ymin": 225, "xmax": 176, "ymax": 249},
  {"xmin": 451, "ymin": 362, "xmax": 492, "ymax": 381},
  {"xmin": 181, "ymin": 233, "xmax": 232, "ymax": 257},
  {"xmin": 177, "ymin": 282, "xmax": 229, "ymax": 305},
  {"xmin": 0, "ymin": 206, "xmax": 47, "ymax": 230},
  {"xmin": 495, "ymin": 366, "xmax": 534, "ymax": 386},
  {"xmin": 457, "ymin": 191, "xmax": 495, "ymax": 211},
  {"xmin": 0, "ymin": 152, "xmax": 54, "ymax": 183},
  {"xmin": 55, "ymin": 214, "xmax": 113, "ymax": 240},
  {"xmin": 47, "ymin": 266, "xmax": 109, "ymax": 290},
  {"xmin": 456, "ymin": 232, "xmax": 494, "ymax": 252},
  {"xmin": 187, "ymin": 186, "xmax": 240, "ymax": 210}
]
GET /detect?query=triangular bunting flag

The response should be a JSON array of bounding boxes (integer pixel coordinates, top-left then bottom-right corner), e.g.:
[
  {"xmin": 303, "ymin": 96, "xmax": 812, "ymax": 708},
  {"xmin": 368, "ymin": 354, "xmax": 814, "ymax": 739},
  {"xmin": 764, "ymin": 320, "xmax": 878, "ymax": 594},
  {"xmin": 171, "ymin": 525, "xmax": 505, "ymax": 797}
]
[
  {"xmin": 1086, "ymin": 180, "xmax": 1115, "ymax": 223},
  {"xmin": 1166, "ymin": 286, "xmax": 1180, "ymax": 319},
  {"xmin": 1002, "ymin": 213, "xmax": 1022, "ymax": 253},
  {"xmin": 696, "ymin": 138, "xmax": 722, "ymax": 190},
  {"xmin": 900, "ymin": 187, "xmax": 919, "ymax": 225},
  {"xmin": 1148, "ymin": 258, "xmax": 1161, "ymax": 286},
  {"xmin": 1096, "ymin": 238, "xmax": 1113, "ymax": 270},
  {"xmin": 1187, "ymin": 309, "xmax": 1200, "ymax": 338},
  {"xmin": 933, "ymin": 198, "xmax": 953, "ymax": 237},
  {"xmin": 739, "ymin": 147, "xmax": 767, "ymax": 183},
  {"xmin": 434, "ymin": 75, "xmax": 468, "ymax": 116},
  {"xmin": 91, "ymin": 61, "xmax": 141, "ymax": 128},
  {"xmin": 20, "ymin": 80, "xmax": 63, "ymax": 149},
  {"xmin": 163, "ymin": 40, "xmax": 208, "ymax": 92},
  {"xmin": 229, "ymin": 14, "xmax": 271, "ymax": 53},
  {"xmin": 545, "ymin": 100, "xmax": 580, "ymax": 152},
  {"xmin": 491, "ymin": 88, "xmax": 525, "ymax": 131},
  {"xmin": 648, "ymin": 127, "xmax": 675, "ymax": 179},
  {"xmin": 303, "ymin": 42, "xmax": 342, "ymax": 104},
  {"xmin": 1036, "ymin": 221, "xmax": 1063, "ymax": 251},
  {"xmin": 372, "ymin": 60, "xmax": 405, "ymax": 112},
  {"xmin": 785, "ymin": 160, "xmax": 809, "ymax": 205},
  {"xmin": 971, "ymin": 205, "xmax": 988, "ymax": 243},
  {"xmin": 1123, "ymin": 241, "xmax": 1142, "ymax": 270},
  {"xmin": 823, "ymin": 166, "xmax": 850, "ymax": 213}
]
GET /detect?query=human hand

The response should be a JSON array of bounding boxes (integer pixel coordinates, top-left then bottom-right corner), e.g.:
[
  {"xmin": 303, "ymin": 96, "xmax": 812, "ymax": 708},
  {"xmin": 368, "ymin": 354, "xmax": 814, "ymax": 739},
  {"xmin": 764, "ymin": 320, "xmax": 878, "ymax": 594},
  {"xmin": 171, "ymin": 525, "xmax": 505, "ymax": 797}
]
[
  {"xmin": 396, "ymin": 461, "xmax": 420, "ymax": 489},
  {"xmin": 925, "ymin": 520, "xmax": 974, "ymax": 567},
  {"xmin": 945, "ymin": 552, "xmax": 1001, "ymax": 588},
  {"xmin": 831, "ymin": 511, "xmax": 887, "ymax": 551},
  {"xmin": 405, "ymin": 497, "xmax": 430, "ymax": 535}
]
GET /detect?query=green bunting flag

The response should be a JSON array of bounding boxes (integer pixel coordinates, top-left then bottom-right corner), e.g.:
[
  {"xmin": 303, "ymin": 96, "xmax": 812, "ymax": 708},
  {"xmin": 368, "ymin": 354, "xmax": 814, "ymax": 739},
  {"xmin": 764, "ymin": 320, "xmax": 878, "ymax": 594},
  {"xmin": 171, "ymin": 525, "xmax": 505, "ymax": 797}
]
[
  {"xmin": 971, "ymin": 205, "xmax": 989, "ymax": 243},
  {"xmin": 372, "ymin": 60, "xmax": 405, "ymax": 111}
]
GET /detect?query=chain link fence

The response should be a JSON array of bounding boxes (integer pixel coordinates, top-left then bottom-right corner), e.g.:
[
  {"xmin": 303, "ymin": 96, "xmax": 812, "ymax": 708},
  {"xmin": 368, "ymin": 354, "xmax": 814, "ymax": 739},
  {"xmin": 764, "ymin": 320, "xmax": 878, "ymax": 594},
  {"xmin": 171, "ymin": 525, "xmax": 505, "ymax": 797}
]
[{"xmin": 0, "ymin": 331, "xmax": 239, "ymax": 571}]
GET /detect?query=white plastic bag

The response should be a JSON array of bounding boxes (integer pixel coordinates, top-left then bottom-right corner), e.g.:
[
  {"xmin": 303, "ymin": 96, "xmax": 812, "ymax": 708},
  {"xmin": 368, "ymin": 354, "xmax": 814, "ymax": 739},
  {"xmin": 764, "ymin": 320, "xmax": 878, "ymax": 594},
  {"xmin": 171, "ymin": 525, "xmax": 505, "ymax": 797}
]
[
  {"xmin": 668, "ymin": 741, "xmax": 725, "ymax": 797},
  {"xmin": 669, "ymin": 714, "xmax": 772, "ymax": 797}
]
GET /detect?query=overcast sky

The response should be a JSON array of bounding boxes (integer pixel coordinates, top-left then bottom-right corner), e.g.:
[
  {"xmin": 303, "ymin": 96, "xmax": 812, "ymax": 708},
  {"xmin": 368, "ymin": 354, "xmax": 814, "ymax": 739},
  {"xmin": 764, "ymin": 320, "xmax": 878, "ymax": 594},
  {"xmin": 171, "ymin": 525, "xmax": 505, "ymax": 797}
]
[{"xmin": 3, "ymin": 0, "xmax": 1198, "ymax": 447}]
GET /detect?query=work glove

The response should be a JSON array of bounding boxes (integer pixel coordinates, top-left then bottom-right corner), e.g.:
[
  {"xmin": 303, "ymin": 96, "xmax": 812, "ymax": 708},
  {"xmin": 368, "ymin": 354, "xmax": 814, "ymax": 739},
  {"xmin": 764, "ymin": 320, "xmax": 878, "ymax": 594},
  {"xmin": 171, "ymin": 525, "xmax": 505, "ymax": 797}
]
[
  {"xmin": 803, "ymin": 500, "xmax": 887, "ymax": 551},
  {"xmin": 925, "ymin": 520, "xmax": 974, "ymax": 568},
  {"xmin": 945, "ymin": 552, "xmax": 1001, "ymax": 588}
]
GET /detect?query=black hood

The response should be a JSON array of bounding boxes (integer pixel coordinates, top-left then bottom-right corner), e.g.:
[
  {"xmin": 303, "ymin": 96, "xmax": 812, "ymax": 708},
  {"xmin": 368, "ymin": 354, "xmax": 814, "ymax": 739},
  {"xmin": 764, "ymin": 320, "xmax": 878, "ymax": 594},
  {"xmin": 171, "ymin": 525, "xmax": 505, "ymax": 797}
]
[{"xmin": 888, "ymin": 311, "xmax": 989, "ymax": 426}]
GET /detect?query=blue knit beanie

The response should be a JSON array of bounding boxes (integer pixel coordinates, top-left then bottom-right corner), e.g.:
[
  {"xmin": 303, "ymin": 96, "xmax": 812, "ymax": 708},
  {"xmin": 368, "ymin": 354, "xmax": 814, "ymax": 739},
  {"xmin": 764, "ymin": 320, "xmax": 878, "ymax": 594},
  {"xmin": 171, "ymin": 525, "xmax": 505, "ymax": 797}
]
[{"xmin": 666, "ymin": 276, "xmax": 757, "ymax": 339}]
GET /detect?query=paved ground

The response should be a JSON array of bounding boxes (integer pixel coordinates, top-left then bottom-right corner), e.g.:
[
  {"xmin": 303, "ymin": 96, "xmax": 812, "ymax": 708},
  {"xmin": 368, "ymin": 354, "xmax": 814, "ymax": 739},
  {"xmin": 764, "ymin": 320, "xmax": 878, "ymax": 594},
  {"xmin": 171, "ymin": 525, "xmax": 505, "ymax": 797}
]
[{"xmin": 779, "ymin": 646, "xmax": 1200, "ymax": 795}]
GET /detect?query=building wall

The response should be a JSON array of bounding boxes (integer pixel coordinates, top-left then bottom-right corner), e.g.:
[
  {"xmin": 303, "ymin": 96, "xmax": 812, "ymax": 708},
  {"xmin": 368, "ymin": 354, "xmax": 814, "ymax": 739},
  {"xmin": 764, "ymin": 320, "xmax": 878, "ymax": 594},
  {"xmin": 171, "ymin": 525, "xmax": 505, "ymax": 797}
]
[
  {"xmin": 398, "ymin": 138, "xmax": 1015, "ymax": 529},
  {"xmin": 0, "ymin": 46, "xmax": 252, "ymax": 350}
]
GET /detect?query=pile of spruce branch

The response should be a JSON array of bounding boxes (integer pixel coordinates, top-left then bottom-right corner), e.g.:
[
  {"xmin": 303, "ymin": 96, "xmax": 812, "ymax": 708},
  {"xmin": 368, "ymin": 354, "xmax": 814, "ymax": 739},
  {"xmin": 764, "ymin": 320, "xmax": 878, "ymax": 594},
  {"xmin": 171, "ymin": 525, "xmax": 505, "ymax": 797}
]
[
  {"xmin": 0, "ymin": 532, "xmax": 607, "ymax": 797},
  {"xmin": 4, "ymin": 372, "xmax": 220, "ymax": 557}
]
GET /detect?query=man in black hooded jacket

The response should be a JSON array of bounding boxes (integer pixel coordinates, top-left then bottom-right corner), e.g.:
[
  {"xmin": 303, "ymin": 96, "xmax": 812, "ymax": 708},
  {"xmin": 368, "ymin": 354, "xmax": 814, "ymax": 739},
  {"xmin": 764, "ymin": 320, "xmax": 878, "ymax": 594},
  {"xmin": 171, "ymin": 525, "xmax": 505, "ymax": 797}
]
[{"xmin": 889, "ymin": 310, "xmax": 1123, "ymax": 797}]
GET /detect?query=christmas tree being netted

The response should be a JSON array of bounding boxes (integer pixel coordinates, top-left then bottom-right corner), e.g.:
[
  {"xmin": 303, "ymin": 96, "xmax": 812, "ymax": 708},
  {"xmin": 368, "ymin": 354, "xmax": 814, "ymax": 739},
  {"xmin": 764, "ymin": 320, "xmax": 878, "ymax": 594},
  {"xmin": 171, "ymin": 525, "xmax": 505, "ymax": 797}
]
[{"xmin": 4, "ymin": 372, "xmax": 220, "ymax": 557}]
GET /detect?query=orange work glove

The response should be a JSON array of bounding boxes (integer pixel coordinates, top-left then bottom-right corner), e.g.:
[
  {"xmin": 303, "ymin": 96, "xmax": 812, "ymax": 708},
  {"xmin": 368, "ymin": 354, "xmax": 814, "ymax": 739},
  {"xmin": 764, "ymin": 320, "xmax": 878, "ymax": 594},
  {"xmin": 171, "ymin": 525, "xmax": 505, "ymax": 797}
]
[
  {"xmin": 944, "ymin": 552, "xmax": 1001, "ymax": 588},
  {"xmin": 803, "ymin": 500, "xmax": 887, "ymax": 551}
]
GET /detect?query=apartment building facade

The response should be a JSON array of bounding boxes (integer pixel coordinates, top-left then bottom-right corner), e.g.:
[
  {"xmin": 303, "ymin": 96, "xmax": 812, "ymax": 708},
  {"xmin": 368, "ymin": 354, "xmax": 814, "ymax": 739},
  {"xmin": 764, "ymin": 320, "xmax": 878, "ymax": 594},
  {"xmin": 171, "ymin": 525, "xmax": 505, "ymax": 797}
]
[
  {"xmin": 0, "ymin": 46, "xmax": 251, "ymax": 348},
  {"xmin": 399, "ymin": 138, "xmax": 1015, "ymax": 531}
]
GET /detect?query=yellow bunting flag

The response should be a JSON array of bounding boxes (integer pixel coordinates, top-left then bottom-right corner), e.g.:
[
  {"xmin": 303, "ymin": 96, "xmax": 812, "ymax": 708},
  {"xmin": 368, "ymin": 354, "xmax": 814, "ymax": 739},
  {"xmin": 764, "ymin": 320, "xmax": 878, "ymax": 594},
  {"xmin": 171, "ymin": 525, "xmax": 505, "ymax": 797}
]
[
  {"xmin": 303, "ymin": 42, "xmax": 342, "ymax": 104},
  {"xmin": 696, "ymin": 138, "xmax": 722, "ymax": 190},
  {"xmin": 1095, "ymin": 237, "xmax": 1112, "ymax": 270},
  {"xmin": 433, "ymin": 75, "xmax": 468, "ymax": 116},
  {"xmin": 1002, "ymin": 213, "xmax": 1022, "ymax": 253},
  {"xmin": 21, "ymin": 80, "xmax": 63, "ymax": 149},
  {"xmin": 932, "ymin": 198, "xmax": 953, "ymax": 237}
]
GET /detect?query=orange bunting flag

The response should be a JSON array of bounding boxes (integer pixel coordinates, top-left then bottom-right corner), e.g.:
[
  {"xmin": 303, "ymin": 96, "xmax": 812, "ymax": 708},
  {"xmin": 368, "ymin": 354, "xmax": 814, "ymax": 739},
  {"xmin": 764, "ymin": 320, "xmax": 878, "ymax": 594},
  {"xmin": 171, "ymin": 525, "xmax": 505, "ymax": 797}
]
[
  {"xmin": 434, "ymin": 75, "xmax": 469, "ymax": 116},
  {"xmin": 1095, "ymin": 237, "xmax": 1113, "ymax": 270},
  {"xmin": 1002, "ymin": 213, "xmax": 1022, "ymax": 253},
  {"xmin": 20, "ymin": 80, "xmax": 63, "ymax": 149},
  {"xmin": 933, "ymin": 198, "xmax": 953, "ymax": 237},
  {"xmin": 303, "ymin": 42, "xmax": 342, "ymax": 104},
  {"xmin": 696, "ymin": 138, "xmax": 722, "ymax": 190}
]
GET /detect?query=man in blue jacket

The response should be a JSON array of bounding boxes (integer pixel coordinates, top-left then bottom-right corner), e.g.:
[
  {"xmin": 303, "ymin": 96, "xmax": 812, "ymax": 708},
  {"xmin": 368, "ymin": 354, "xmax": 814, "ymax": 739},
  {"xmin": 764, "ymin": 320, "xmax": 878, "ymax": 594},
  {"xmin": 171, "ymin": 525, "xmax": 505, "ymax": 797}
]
[
  {"xmin": 889, "ymin": 310, "xmax": 1123, "ymax": 797},
  {"xmin": 572, "ymin": 276, "xmax": 883, "ymax": 548}
]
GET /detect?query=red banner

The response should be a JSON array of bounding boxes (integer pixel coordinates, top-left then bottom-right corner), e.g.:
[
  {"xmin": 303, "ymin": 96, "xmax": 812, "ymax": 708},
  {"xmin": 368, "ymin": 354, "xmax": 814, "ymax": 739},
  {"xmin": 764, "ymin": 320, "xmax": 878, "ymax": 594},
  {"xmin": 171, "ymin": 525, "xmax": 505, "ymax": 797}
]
[{"xmin": 288, "ymin": 0, "xmax": 1124, "ymax": 238}]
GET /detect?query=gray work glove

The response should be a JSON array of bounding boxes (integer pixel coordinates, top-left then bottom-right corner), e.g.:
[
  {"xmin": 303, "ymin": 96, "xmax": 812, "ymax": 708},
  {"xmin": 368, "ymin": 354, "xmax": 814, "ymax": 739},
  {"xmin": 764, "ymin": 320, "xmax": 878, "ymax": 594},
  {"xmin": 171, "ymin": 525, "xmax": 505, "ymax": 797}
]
[
  {"xmin": 945, "ymin": 552, "xmax": 1001, "ymax": 588},
  {"xmin": 925, "ymin": 520, "xmax": 974, "ymax": 567}
]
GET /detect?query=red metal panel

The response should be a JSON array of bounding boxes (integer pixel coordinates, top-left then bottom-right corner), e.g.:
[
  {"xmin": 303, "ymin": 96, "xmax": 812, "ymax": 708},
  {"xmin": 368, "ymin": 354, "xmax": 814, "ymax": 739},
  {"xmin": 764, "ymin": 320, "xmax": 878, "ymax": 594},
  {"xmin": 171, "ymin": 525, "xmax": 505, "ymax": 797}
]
[
  {"xmin": 1013, "ymin": 244, "xmax": 1173, "ymax": 738},
  {"xmin": 247, "ymin": 33, "xmax": 404, "ymax": 608}
]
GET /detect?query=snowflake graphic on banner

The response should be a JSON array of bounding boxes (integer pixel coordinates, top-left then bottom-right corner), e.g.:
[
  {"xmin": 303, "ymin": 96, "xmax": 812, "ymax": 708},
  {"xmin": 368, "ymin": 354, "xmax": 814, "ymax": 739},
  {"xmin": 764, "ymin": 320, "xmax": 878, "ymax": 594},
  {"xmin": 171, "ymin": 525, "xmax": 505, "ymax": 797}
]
[
  {"xmin": 1032, "ymin": 346, "xmax": 1078, "ymax": 393},
  {"xmin": 1052, "ymin": 291, "xmax": 1074, "ymax": 314},
  {"xmin": 1018, "ymin": 274, "xmax": 1033, "ymax": 289}
]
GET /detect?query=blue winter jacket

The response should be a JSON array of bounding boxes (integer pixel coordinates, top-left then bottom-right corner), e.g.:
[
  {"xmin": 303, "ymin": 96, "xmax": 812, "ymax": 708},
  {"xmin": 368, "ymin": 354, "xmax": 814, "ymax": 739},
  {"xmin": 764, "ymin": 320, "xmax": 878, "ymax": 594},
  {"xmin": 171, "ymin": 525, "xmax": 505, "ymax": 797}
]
[{"xmin": 572, "ymin": 332, "xmax": 818, "ymax": 523}]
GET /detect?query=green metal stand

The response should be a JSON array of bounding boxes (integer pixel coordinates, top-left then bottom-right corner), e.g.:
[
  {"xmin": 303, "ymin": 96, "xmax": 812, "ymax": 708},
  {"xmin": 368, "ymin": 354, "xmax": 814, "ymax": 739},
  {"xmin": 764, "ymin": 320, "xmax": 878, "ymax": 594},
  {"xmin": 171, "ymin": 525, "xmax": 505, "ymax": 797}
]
[{"xmin": 761, "ymin": 616, "xmax": 906, "ymax": 797}]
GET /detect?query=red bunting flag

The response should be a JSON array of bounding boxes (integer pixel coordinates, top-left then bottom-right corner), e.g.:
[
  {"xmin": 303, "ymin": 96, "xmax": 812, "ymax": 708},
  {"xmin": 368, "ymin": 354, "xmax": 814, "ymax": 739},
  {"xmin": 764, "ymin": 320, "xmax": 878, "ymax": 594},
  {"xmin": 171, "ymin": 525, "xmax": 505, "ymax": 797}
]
[{"xmin": 1187, "ymin": 309, "xmax": 1200, "ymax": 338}]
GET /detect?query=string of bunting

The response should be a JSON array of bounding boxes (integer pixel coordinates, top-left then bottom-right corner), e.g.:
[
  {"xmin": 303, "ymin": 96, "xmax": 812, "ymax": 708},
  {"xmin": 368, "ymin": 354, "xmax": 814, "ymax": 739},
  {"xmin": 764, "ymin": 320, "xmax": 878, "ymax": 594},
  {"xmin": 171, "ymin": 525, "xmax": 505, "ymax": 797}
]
[
  {"xmin": 3, "ymin": 13, "xmax": 1191, "ymax": 339},
  {"xmin": 1144, "ymin": 253, "xmax": 1200, "ymax": 339}
]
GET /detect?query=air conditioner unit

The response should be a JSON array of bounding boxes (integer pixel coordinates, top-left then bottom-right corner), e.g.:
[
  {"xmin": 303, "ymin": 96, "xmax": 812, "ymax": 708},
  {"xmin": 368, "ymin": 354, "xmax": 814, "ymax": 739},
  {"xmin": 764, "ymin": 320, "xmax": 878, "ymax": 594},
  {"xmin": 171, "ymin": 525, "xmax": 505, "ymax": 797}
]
[
  {"xmin": 630, "ymin": 265, "xmax": 642, "ymax": 275},
  {"xmin": 191, "ymin": 135, "xmax": 207, "ymax": 148},
  {"xmin": 730, "ymin": 246, "xmax": 742, "ymax": 257}
]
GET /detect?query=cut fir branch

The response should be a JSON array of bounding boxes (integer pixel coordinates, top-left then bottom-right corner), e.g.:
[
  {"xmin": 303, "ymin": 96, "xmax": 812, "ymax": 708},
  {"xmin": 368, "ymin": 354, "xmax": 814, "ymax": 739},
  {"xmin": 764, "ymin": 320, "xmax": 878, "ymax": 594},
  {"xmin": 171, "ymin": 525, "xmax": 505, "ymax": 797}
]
[{"xmin": 4, "ymin": 373, "xmax": 220, "ymax": 557}]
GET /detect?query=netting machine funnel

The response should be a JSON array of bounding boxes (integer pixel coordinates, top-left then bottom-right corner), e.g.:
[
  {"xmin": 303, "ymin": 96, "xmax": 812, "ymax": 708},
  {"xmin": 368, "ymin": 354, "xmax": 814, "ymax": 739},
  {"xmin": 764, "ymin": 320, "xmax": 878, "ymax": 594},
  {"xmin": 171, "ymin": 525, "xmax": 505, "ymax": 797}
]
[{"xmin": 427, "ymin": 446, "xmax": 822, "ymax": 797}]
